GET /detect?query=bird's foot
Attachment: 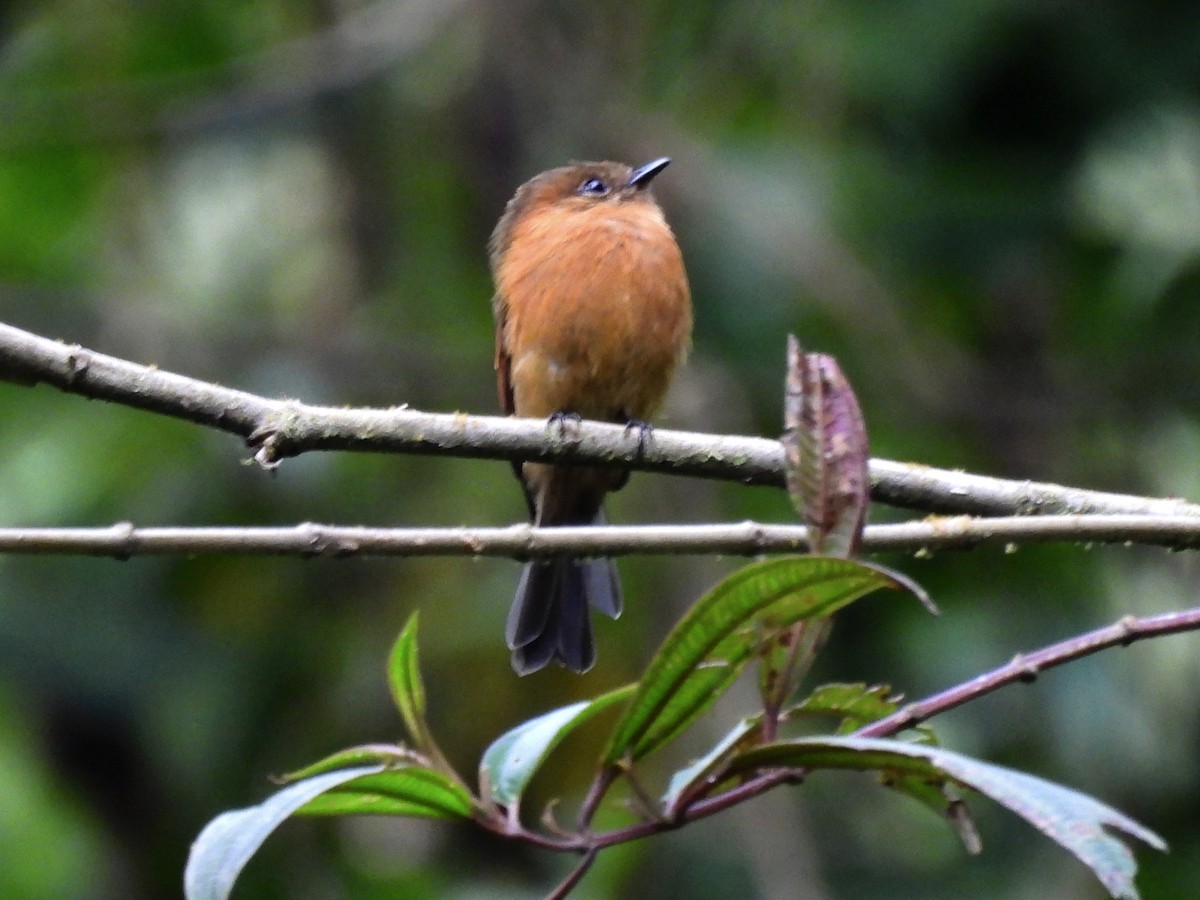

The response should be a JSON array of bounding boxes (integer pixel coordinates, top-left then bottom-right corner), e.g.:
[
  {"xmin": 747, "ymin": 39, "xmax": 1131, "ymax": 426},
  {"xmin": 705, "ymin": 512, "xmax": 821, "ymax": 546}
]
[
  {"xmin": 547, "ymin": 410, "xmax": 583, "ymax": 441},
  {"xmin": 622, "ymin": 417, "xmax": 655, "ymax": 458}
]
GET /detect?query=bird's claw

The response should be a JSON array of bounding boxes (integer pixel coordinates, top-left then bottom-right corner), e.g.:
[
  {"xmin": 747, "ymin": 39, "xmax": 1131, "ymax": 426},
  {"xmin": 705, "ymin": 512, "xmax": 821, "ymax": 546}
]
[
  {"xmin": 622, "ymin": 417, "xmax": 654, "ymax": 458},
  {"xmin": 547, "ymin": 410, "xmax": 583, "ymax": 440}
]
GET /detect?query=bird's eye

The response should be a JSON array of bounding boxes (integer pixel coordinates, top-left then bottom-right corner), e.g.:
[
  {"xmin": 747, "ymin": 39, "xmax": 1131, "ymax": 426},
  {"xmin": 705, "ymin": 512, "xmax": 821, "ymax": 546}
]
[{"xmin": 578, "ymin": 177, "xmax": 610, "ymax": 197}]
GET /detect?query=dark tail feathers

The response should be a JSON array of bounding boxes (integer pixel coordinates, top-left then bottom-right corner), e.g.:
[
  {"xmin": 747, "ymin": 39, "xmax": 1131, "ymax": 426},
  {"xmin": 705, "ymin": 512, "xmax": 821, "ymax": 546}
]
[{"xmin": 506, "ymin": 556, "xmax": 622, "ymax": 674}]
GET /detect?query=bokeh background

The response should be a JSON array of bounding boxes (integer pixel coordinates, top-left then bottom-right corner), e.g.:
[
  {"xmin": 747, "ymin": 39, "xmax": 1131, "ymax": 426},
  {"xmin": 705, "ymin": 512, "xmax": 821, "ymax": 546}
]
[{"xmin": 2, "ymin": 1, "xmax": 1199, "ymax": 898}]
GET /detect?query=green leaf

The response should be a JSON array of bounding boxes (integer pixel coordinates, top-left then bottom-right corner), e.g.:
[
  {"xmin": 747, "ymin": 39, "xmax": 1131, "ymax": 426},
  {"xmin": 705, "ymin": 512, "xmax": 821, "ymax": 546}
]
[
  {"xmin": 388, "ymin": 613, "xmax": 427, "ymax": 747},
  {"xmin": 297, "ymin": 767, "xmax": 475, "ymax": 820},
  {"xmin": 602, "ymin": 557, "xmax": 907, "ymax": 766},
  {"xmin": 481, "ymin": 684, "xmax": 635, "ymax": 809},
  {"xmin": 281, "ymin": 744, "xmax": 416, "ymax": 781},
  {"xmin": 787, "ymin": 683, "xmax": 914, "ymax": 736},
  {"xmin": 384, "ymin": 614, "xmax": 458, "ymax": 778},
  {"xmin": 727, "ymin": 736, "xmax": 1166, "ymax": 900},
  {"xmin": 185, "ymin": 765, "xmax": 384, "ymax": 900}
]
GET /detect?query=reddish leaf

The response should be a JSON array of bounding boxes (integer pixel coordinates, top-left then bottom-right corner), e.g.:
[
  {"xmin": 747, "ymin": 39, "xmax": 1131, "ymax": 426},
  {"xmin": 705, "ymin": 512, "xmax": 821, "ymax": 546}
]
[{"xmin": 783, "ymin": 336, "xmax": 870, "ymax": 557}]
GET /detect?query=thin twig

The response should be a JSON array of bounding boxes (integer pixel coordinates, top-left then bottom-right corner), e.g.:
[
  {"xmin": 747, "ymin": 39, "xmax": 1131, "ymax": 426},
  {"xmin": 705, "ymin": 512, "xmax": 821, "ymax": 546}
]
[
  {"xmin": 854, "ymin": 606, "xmax": 1200, "ymax": 739},
  {"xmin": 588, "ymin": 769, "xmax": 800, "ymax": 850},
  {"xmin": 3, "ymin": 320, "xmax": 1200, "ymax": 518},
  {"xmin": 546, "ymin": 848, "xmax": 598, "ymax": 900},
  {"xmin": 576, "ymin": 768, "xmax": 619, "ymax": 833},
  {"xmin": 3, "ymin": 514, "xmax": 1200, "ymax": 560}
]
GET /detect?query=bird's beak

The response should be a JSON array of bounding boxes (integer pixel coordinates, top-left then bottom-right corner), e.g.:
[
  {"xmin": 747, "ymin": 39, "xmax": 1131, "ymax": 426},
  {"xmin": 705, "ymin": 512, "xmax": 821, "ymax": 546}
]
[{"xmin": 627, "ymin": 157, "xmax": 671, "ymax": 189}]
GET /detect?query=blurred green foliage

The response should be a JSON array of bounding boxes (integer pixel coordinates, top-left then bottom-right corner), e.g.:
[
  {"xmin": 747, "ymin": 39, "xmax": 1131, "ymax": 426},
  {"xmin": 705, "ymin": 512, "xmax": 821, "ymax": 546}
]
[{"xmin": 1, "ymin": 1, "xmax": 1199, "ymax": 897}]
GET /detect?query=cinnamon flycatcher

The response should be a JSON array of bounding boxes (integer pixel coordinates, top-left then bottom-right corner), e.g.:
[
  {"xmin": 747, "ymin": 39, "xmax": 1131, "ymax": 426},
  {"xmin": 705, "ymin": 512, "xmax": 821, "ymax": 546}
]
[{"xmin": 490, "ymin": 157, "xmax": 692, "ymax": 674}]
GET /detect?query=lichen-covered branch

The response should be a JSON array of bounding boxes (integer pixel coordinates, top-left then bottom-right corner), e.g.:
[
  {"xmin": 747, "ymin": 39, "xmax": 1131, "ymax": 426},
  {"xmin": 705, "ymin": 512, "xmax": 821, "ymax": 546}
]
[{"xmin": 2, "ymin": 319, "xmax": 1198, "ymax": 518}]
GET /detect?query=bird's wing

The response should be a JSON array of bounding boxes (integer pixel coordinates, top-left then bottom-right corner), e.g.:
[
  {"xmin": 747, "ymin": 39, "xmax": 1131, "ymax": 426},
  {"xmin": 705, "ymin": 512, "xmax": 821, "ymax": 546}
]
[{"xmin": 493, "ymin": 294, "xmax": 516, "ymax": 416}]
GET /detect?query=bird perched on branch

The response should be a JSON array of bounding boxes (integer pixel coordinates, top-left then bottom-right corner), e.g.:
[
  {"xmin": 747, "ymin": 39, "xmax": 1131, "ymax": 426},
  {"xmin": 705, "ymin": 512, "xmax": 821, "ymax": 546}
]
[{"xmin": 490, "ymin": 157, "xmax": 692, "ymax": 674}]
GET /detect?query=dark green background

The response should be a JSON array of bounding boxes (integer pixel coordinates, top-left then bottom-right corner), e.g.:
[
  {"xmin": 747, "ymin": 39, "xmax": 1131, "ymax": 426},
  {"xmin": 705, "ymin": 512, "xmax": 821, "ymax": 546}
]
[{"xmin": 1, "ymin": 2, "xmax": 1198, "ymax": 897}]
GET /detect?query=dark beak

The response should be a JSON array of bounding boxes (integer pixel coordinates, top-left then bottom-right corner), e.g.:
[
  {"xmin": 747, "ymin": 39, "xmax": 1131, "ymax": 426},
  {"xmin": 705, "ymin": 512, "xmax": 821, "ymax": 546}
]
[{"xmin": 627, "ymin": 157, "xmax": 671, "ymax": 189}]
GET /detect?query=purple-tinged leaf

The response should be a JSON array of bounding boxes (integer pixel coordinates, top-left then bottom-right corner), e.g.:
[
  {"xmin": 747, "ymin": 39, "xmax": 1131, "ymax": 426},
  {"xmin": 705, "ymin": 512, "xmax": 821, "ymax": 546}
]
[{"xmin": 782, "ymin": 336, "xmax": 870, "ymax": 557}]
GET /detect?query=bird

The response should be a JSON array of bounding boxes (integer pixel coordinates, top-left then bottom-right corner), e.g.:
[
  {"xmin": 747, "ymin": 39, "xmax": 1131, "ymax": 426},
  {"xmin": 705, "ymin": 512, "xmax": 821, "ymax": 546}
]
[{"xmin": 490, "ymin": 157, "xmax": 692, "ymax": 674}]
